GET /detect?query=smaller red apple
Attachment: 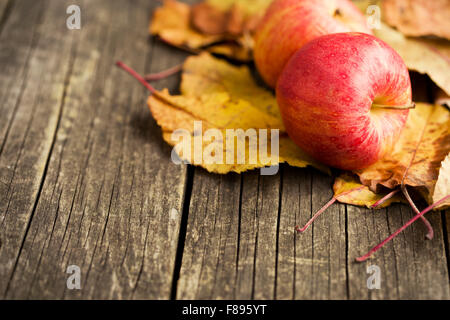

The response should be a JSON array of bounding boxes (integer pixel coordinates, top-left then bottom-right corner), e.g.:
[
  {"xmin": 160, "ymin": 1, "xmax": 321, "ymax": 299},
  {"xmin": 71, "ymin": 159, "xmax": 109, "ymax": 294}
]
[
  {"xmin": 254, "ymin": 0, "xmax": 372, "ymax": 88},
  {"xmin": 276, "ymin": 33, "xmax": 413, "ymax": 170}
]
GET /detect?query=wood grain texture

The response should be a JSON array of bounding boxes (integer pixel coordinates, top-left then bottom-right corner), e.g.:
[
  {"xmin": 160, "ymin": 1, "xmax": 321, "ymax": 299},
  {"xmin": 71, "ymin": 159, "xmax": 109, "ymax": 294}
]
[
  {"xmin": 176, "ymin": 169, "xmax": 282, "ymax": 300},
  {"xmin": 277, "ymin": 167, "xmax": 347, "ymax": 300},
  {"xmin": 237, "ymin": 171, "xmax": 280, "ymax": 300},
  {"xmin": 3, "ymin": 0, "xmax": 188, "ymax": 299},
  {"xmin": 176, "ymin": 170, "xmax": 241, "ymax": 299},
  {"xmin": 347, "ymin": 204, "xmax": 449, "ymax": 299},
  {"xmin": 445, "ymin": 210, "xmax": 450, "ymax": 276},
  {"xmin": 0, "ymin": 0, "xmax": 78, "ymax": 297}
]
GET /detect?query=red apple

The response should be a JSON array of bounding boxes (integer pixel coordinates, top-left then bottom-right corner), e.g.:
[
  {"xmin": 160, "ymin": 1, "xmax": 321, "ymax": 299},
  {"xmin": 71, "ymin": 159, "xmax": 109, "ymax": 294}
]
[
  {"xmin": 276, "ymin": 32, "xmax": 412, "ymax": 170},
  {"xmin": 254, "ymin": 0, "xmax": 372, "ymax": 88}
]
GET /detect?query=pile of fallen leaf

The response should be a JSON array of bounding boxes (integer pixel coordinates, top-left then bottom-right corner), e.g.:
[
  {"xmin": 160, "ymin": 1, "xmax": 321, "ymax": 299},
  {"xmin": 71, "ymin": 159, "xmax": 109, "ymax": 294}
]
[{"xmin": 148, "ymin": 0, "xmax": 450, "ymax": 212}]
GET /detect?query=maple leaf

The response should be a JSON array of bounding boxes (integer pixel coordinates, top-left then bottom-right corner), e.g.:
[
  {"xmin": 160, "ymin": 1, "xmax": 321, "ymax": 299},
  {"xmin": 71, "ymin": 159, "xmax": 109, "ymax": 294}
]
[{"xmin": 147, "ymin": 53, "xmax": 329, "ymax": 174}]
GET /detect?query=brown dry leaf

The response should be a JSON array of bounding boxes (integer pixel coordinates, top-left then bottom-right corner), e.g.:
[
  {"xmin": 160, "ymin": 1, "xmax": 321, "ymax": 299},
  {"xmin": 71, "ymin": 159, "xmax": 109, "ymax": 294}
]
[
  {"xmin": 150, "ymin": 0, "xmax": 267, "ymax": 61},
  {"xmin": 148, "ymin": 53, "xmax": 329, "ymax": 174},
  {"xmin": 382, "ymin": 0, "xmax": 450, "ymax": 40},
  {"xmin": 191, "ymin": 3, "xmax": 245, "ymax": 36},
  {"xmin": 353, "ymin": 1, "xmax": 450, "ymax": 96},
  {"xmin": 333, "ymin": 173, "xmax": 405, "ymax": 208},
  {"xmin": 150, "ymin": 0, "xmax": 221, "ymax": 49},
  {"xmin": 354, "ymin": 103, "xmax": 450, "ymax": 209},
  {"xmin": 434, "ymin": 87, "xmax": 450, "ymax": 107},
  {"xmin": 374, "ymin": 23, "xmax": 450, "ymax": 96},
  {"xmin": 191, "ymin": 2, "xmax": 229, "ymax": 35}
]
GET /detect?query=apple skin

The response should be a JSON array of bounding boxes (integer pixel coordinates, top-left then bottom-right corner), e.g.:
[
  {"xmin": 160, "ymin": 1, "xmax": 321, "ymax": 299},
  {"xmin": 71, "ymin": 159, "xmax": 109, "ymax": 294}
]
[
  {"xmin": 276, "ymin": 33, "xmax": 412, "ymax": 170},
  {"xmin": 254, "ymin": 0, "xmax": 372, "ymax": 88}
]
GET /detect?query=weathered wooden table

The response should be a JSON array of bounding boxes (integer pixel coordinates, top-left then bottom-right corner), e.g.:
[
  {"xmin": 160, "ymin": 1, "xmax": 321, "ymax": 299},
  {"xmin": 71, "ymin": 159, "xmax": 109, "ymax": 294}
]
[{"xmin": 0, "ymin": 0, "xmax": 449, "ymax": 300}]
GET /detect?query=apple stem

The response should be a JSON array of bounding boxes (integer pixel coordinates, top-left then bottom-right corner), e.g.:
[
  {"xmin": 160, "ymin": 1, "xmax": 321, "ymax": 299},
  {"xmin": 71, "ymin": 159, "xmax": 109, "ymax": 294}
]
[
  {"xmin": 370, "ymin": 189, "xmax": 400, "ymax": 208},
  {"xmin": 356, "ymin": 194, "xmax": 449, "ymax": 262},
  {"xmin": 144, "ymin": 64, "xmax": 182, "ymax": 81},
  {"xmin": 295, "ymin": 186, "xmax": 364, "ymax": 233},
  {"xmin": 371, "ymin": 102, "xmax": 416, "ymax": 110},
  {"xmin": 115, "ymin": 61, "xmax": 156, "ymax": 94}
]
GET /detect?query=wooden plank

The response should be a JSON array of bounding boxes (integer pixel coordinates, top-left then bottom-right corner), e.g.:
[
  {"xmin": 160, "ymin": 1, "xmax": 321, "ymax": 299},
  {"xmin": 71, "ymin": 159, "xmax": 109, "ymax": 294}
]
[
  {"xmin": 347, "ymin": 73, "xmax": 450, "ymax": 299},
  {"xmin": 177, "ymin": 168, "xmax": 347, "ymax": 300},
  {"xmin": 445, "ymin": 211, "xmax": 450, "ymax": 274},
  {"xmin": 176, "ymin": 170, "xmax": 241, "ymax": 299},
  {"xmin": 176, "ymin": 167, "xmax": 282, "ymax": 299},
  {"xmin": 0, "ymin": 0, "xmax": 40, "ymax": 148},
  {"xmin": 4, "ymin": 0, "xmax": 189, "ymax": 299},
  {"xmin": 0, "ymin": 0, "xmax": 13, "ymax": 32},
  {"xmin": 347, "ymin": 204, "xmax": 449, "ymax": 299},
  {"xmin": 276, "ymin": 167, "xmax": 348, "ymax": 299},
  {"xmin": 0, "ymin": 0, "xmax": 79, "ymax": 297},
  {"xmin": 238, "ymin": 171, "xmax": 281, "ymax": 300}
]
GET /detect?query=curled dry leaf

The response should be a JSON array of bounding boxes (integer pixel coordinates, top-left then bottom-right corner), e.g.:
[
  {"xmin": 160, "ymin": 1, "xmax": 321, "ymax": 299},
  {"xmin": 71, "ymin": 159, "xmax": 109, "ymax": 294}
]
[
  {"xmin": 434, "ymin": 87, "xmax": 450, "ymax": 107},
  {"xmin": 382, "ymin": 0, "xmax": 450, "ymax": 40},
  {"xmin": 353, "ymin": 1, "xmax": 450, "ymax": 96},
  {"xmin": 333, "ymin": 173, "xmax": 405, "ymax": 208},
  {"xmin": 352, "ymin": 103, "xmax": 450, "ymax": 209},
  {"xmin": 374, "ymin": 23, "xmax": 450, "ymax": 96},
  {"xmin": 148, "ymin": 53, "xmax": 329, "ymax": 174},
  {"xmin": 150, "ymin": 0, "xmax": 268, "ymax": 61},
  {"xmin": 150, "ymin": 0, "xmax": 221, "ymax": 50},
  {"xmin": 191, "ymin": 2, "xmax": 230, "ymax": 35},
  {"xmin": 191, "ymin": 3, "xmax": 245, "ymax": 36}
]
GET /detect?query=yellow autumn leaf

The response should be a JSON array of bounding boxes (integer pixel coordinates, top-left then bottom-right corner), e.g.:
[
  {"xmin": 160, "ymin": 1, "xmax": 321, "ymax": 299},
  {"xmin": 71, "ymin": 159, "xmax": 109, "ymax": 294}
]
[
  {"xmin": 148, "ymin": 53, "xmax": 329, "ymax": 174},
  {"xmin": 180, "ymin": 51, "xmax": 280, "ymax": 118},
  {"xmin": 333, "ymin": 173, "xmax": 405, "ymax": 208},
  {"xmin": 206, "ymin": 0, "xmax": 272, "ymax": 16}
]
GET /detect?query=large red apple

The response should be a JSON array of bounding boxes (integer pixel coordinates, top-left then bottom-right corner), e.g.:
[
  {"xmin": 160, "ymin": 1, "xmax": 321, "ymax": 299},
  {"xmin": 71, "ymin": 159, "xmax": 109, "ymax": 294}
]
[
  {"xmin": 276, "ymin": 33, "xmax": 412, "ymax": 170},
  {"xmin": 254, "ymin": 0, "xmax": 372, "ymax": 88}
]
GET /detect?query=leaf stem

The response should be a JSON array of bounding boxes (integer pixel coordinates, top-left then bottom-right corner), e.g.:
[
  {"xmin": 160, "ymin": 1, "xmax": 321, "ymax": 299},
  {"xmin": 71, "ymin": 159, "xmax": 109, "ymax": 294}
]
[
  {"xmin": 295, "ymin": 186, "xmax": 364, "ymax": 233},
  {"xmin": 144, "ymin": 64, "xmax": 182, "ymax": 81},
  {"xmin": 371, "ymin": 189, "xmax": 400, "ymax": 208},
  {"xmin": 115, "ymin": 61, "xmax": 156, "ymax": 94},
  {"xmin": 356, "ymin": 195, "xmax": 450, "ymax": 262},
  {"xmin": 401, "ymin": 184, "xmax": 434, "ymax": 240}
]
